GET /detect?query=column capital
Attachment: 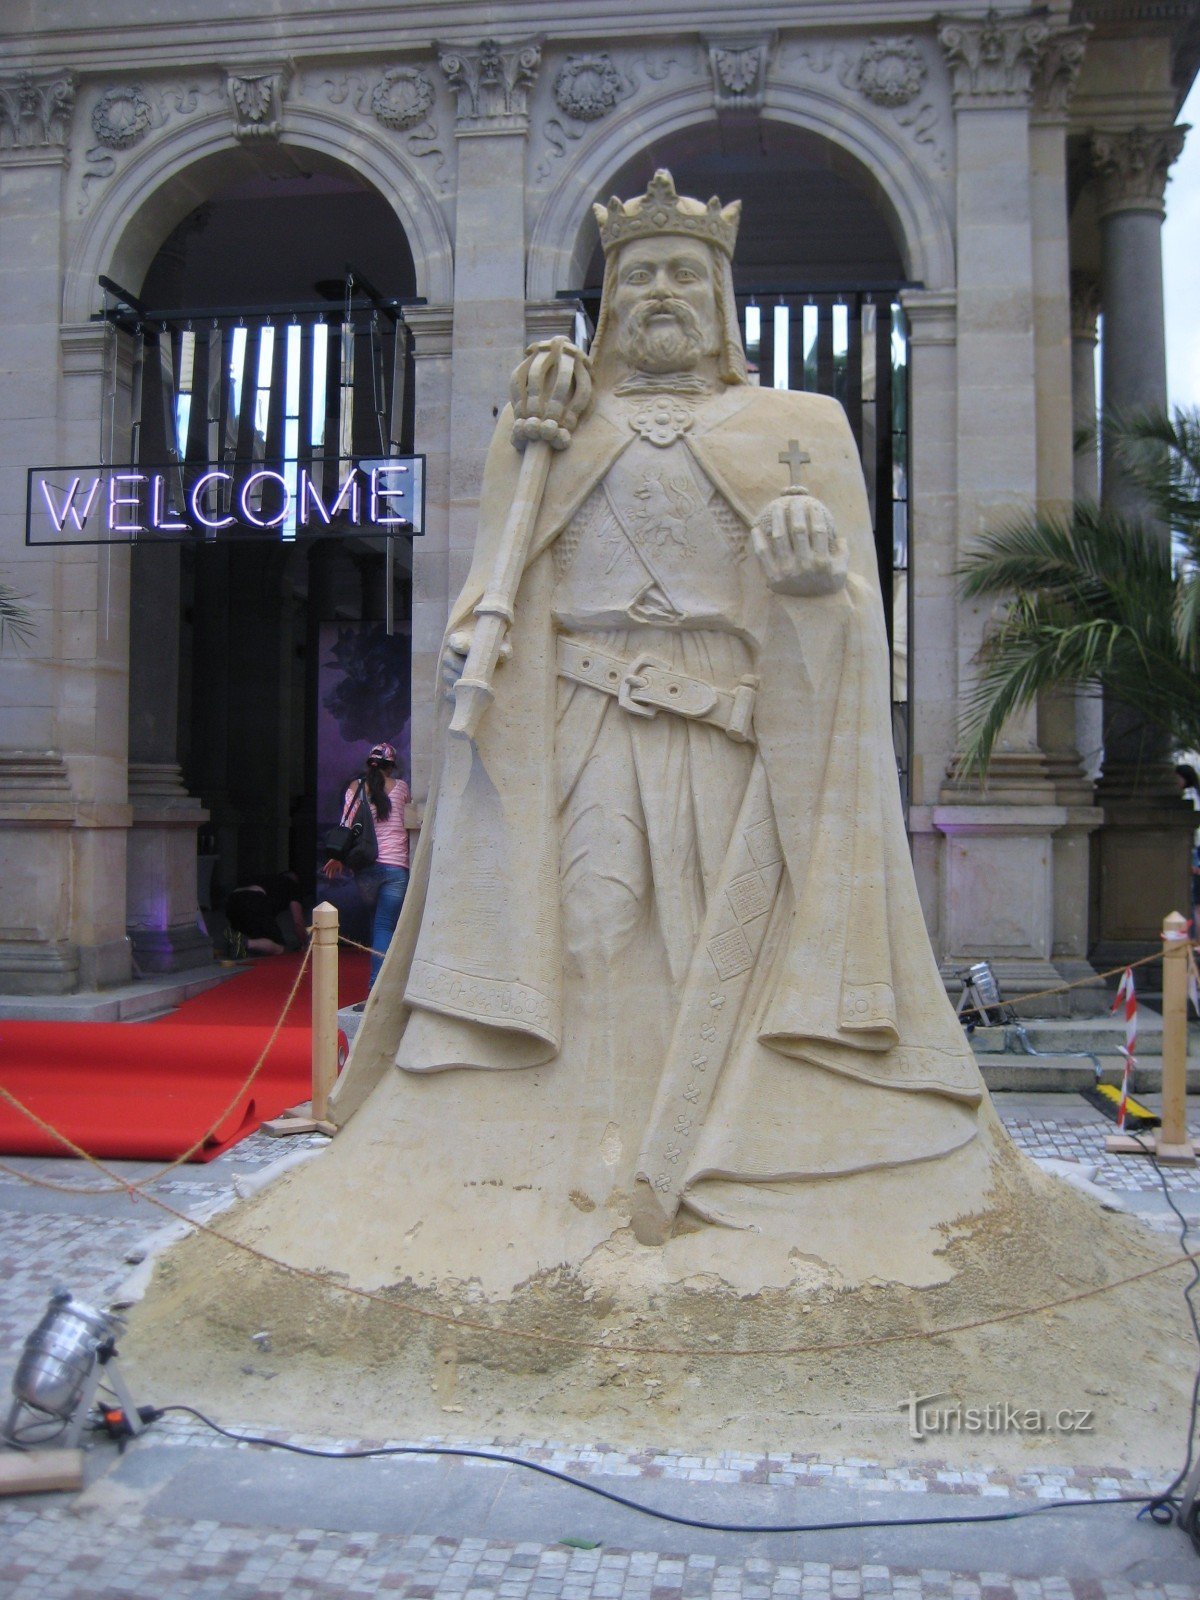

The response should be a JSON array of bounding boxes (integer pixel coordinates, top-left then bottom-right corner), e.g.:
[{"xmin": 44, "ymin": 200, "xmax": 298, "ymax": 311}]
[
  {"xmin": 1030, "ymin": 23, "xmax": 1090, "ymax": 124},
  {"xmin": 1091, "ymin": 123, "xmax": 1188, "ymax": 218},
  {"xmin": 1069, "ymin": 270, "xmax": 1101, "ymax": 342},
  {"xmin": 438, "ymin": 38, "xmax": 541, "ymax": 136},
  {"xmin": 0, "ymin": 69, "xmax": 75, "ymax": 161},
  {"xmin": 936, "ymin": 8, "xmax": 1049, "ymax": 109},
  {"xmin": 898, "ymin": 287, "xmax": 957, "ymax": 345},
  {"xmin": 404, "ymin": 304, "xmax": 454, "ymax": 359}
]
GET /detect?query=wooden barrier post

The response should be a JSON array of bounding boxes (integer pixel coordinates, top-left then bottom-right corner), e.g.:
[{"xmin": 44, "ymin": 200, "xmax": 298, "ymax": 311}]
[
  {"xmin": 310, "ymin": 901, "xmax": 339, "ymax": 1126},
  {"xmin": 1106, "ymin": 910, "xmax": 1196, "ymax": 1164},
  {"xmin": 262, "ymin": 902, "xmax": 339, "ymax": 1139},
  {"xmin": 1157, "ymin": 910, "xmax": 1196, "ymax": 1163}
]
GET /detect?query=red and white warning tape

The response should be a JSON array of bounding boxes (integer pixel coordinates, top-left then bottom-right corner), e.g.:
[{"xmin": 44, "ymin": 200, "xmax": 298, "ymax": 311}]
[{"xmin": 1111, "ymin": 965, "xmax": 1137, "ymax": 1131}]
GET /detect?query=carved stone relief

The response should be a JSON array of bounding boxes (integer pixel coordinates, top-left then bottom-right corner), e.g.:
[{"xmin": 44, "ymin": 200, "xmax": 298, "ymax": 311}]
[
  {"xmin": 705, "ymin": 35, "xmax": 774, "ymax": 113},
  {"xmin": 553, "ymin": 53, "xmax": 623, "ymax": 121},
  {"xmin": 0, "ymin": 70, "xmax": 75, "ymax": 152},
  {"xmin": 314, "ymin": 64, "xmax": 451, "ymax": 193},
  {"xmin": 853, "ymin": 37, "xmax": 926, "ymax": 108},
  {"xmin": 1031, "ymin": 24, "xmax": 1089, "ymax": 121},
  {"xmin": 1091, "ymin": 124, "xmax": 1188, "ymax": 217},
  {"xmin": 79, "ymin": 80, "xmax": 216, "ymax": 212},
  {"xmin": 227, "ymin": 64, "xmax": 292, "ymax": 140},
  {"xmin": 370, "ymin": 65, "xmax": 436, "ymax": 131},
  {"xmin": 937, "ymin": 8, "xmax": 1050, "ymax": 108},
  {"xmin": 777, "ymin": 38, "xmax": 949, "ymax": 172},
  {"xmin": 1069, "ymin": 271, "xmax": 1101, "ymax": 342},
  {"xmin": 91, "ymin": 84, "xmax": 153, "ymax": 149},
  {"xmin": 531, "ymin": 48, "xmax": 694, "ymax": 185},
  {"xmin": 438, "ymin": 38, "xmax": 541, "ymax": 132}
]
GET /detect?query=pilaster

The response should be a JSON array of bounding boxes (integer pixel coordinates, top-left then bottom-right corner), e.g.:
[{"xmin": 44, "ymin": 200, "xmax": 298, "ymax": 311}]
[
  {"xmin": 405, "ymin": 304, "xmax": 454, "ymax": 812},
  {"xmin": 439, "ymin": 37, "xmax": 540, "ymax": 601}
]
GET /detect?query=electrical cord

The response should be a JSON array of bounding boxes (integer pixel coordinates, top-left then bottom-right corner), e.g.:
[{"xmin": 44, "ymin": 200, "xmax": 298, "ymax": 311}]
[
  {"xmin": 1127, "ymin": 1130, "xmax": 1200, "ymax": 1550},
  {"xmin": 152, "ymin": 1403, "xmax": 1150, "ymax": 1537}
]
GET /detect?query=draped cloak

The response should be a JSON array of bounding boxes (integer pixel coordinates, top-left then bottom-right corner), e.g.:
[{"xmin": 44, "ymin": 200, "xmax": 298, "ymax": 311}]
[{"xmin": 332, "ymin": 381, "xmax": 985, "ymax": 1221}]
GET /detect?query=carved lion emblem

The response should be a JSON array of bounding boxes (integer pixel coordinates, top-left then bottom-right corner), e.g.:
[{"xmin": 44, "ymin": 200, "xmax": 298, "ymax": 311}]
[
  {"xmin": 553, "ymin": 53, "xmax": 622, "ymax": 121},
  {"xmin": 370, "ymin": 66, "xmax": 435, "ymax": 131},
  {"xmin": 91, "ymin": 85, "xmax": 152, "ymax": 149},
  {"xmin": 854, "ymin": 37, "xmax": 926, "ymax": 107}
]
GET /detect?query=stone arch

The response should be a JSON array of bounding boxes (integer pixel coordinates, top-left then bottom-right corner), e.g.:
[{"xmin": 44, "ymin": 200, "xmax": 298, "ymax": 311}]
[
  {"xmin": 62, "ymin": 105, "xmax": 454, "ymax": 324},
  {"xmin": 526, "ymin": 80, "xmax": 954, "ymax": 298}
]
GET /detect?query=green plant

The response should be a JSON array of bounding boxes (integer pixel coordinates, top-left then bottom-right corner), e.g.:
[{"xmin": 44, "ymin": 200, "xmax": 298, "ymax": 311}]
[{"xmin": 957, "ymin": 407, "xmax": 1200, "ymax": 778}]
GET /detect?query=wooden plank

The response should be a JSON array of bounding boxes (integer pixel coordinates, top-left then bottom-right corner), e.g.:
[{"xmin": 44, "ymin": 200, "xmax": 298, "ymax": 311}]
[
  {"xmin": 260, "ymin": 1114, "xmax": 335, "ymax": 1138},
  {"xmin": 0, "ymin": 1449, "xmax": 84, "ymax": 1497}
]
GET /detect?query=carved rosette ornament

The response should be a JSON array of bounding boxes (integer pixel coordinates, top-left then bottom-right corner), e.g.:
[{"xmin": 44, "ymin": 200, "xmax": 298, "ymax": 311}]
[
  {"xmin": 553, "ymin": 53, "xmax": 622, "ymax": 121},
  {"xmin": 937, "ymin": 8, "xmax": 1050, "ymax": 108},
  {"xmin": 370, "ymin": 66, "xmax": 435, "ymax": 131},
  {"xmin": 438, "ymin": 38, "xmax": 541, "ymax": 132},
  {"xmin": 227, "ymin": 64, "xmax": 292, "ymax": 140},
  {"xmin": 0, "ymin": 70, "xmax": 75, "ymax": 151},
  {"xmin": 91, "ymin": 84, "xmax": 152, "ymax": 149},
  {"xmin": 1091, "ymin": 124, "xmax": 1188, "ymax": 219},
  {"xmin": 854, "ymin": 37, "xmax": 926, "ymax": 108},
  {"xmin": 705, "ymin": 34, "xmax": 774, "ymax": 113}
]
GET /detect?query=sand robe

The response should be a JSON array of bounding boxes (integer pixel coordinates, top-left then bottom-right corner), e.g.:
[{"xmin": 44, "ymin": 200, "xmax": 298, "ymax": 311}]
[{"xmin": 334, "ymin": 382, "xmax": 983, "ymax": 1227}]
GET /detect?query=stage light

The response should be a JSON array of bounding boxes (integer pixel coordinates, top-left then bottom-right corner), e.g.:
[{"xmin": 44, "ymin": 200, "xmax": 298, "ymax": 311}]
[{"xmin": 4, "ymin": 1289, "xmax": 144, "ymax": 1448}]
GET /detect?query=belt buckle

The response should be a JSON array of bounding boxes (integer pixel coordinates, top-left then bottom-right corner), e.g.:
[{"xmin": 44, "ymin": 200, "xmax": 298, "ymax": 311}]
[{"xmin": 617, "ymin": 652, "xmax": 662, "ymax": 719}]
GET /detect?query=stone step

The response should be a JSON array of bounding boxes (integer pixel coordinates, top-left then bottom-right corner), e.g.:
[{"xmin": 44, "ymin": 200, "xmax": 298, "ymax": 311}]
[
  {"xmin": 968, "ymin": 1013, "xmax": 1200, "ymax": 1057},
  {"xmin": 979, "ymin": 1054, "xmax": 1200, "ymax": 1094}
]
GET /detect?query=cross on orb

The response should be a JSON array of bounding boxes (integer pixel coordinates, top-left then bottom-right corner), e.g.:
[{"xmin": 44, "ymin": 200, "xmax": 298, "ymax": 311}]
[{"xmin": 778, "ymin": 439, "xmax": 811, "ymax": 486}]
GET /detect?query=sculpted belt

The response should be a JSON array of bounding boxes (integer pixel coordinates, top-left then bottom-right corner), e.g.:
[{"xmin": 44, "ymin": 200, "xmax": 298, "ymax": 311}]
[{"xmin": 556, "ymin": 636, "xmax": 757, "ymax": 743}]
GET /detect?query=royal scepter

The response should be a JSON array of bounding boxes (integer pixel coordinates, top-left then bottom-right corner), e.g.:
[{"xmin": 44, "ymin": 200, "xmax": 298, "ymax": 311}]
[{"xmin": 448, "ymin": 336, "xmax": 593, "ymax": 741}]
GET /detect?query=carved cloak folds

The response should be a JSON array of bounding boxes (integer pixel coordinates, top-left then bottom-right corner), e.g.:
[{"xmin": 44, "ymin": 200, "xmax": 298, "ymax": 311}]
[{"xmin": 334, "ymin": 381, "xmax": 983, "ymax": 1209}]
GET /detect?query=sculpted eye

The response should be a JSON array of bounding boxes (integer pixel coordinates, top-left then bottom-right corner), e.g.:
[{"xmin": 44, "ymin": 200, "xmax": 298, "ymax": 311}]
[
  {"xmin": 676, "ymin": 268, "xmax": 699, "ymax": 282},
  {"xmin": 625, "ymin": 269, "xmax": 652, "ymax": 284}
]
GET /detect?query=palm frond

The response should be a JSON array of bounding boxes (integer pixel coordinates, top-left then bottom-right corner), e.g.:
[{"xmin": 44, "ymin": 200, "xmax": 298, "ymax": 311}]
[{"xmin": 0, "ymin": 582, "xmax": 33, "ymax": 650}]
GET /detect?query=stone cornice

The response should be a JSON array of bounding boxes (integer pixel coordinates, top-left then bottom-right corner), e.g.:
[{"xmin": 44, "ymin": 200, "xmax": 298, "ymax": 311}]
[
  {"xmin": 937, "ymin": 8, "xmax": 1051, "ymax": 109},
  {"xmin": 1090, "ymin": 122, "xmax": 1188, "ymax": 215},
  {"xmin": 404, "ymin": 304, "xmax": 454, "ymax": 358}
]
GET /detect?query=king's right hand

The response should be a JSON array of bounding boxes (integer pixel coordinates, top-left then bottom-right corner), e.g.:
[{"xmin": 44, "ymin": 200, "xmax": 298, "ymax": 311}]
[{"xmin": 440, "ymin": 626, "xmax": 510, "ymax": 693}]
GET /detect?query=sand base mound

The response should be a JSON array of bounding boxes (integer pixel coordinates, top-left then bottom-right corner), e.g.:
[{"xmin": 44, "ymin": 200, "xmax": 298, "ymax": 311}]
[{"xmin": 126, "ymin": 1135, "xmax": 1197, "ymax": 1473}]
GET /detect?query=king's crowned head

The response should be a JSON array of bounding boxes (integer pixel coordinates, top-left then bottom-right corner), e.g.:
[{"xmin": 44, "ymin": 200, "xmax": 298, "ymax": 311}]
[{"xmin": 593, "ymin": 169, "xmax": 742, "ymax": 260}]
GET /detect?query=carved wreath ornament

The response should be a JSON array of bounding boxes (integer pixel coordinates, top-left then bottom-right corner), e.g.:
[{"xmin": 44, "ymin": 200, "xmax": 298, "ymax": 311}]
[
  {"xmin": 91, "ymin": 84, "xmax": 152, "ymax": 148},
  {"xmin": 553, "ymin": 53, "xmax": 622, "ymax": 121},
  {"xmin": 370, "ymin": 66, "xmax": 435, "ymax": 131},
  {"xmin": 854, "ymin": 37, "xmax": 926, "ymax": 108}
]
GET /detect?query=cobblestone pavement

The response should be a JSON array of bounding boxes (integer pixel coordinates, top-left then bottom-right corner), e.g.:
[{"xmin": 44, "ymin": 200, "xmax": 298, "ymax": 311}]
[{"xmin": 1, "ymin": 1108, "xmax": 1198, "ymax": 1597}]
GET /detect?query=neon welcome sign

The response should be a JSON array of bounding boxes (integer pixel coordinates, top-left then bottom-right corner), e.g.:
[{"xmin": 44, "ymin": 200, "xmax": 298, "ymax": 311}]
[{"xmin": 26, "ymin": 457, "xmax": 425, "ymax": 545}]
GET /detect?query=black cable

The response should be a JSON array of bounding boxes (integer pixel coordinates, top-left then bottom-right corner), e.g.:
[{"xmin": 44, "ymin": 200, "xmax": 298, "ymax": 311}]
[
  {"xmin": 154, "ymin": 1404, "xmax": 1150, "ymax": 1537},
  {"xmin": 1126, "ymin": 1130, "xmax": 1200, "ymax": 1548}
]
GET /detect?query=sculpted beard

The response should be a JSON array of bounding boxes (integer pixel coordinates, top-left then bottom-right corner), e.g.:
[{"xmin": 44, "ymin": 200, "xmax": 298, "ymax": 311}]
[{"xmin": 617, "ymin": 296, "xmax": 715, "ymax": 374}]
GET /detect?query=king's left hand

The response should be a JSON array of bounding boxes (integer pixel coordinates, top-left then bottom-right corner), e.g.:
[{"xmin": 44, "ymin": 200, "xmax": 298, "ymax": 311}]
[{"xmin": 752, "ymin": 489, "xmax": 848, "ymax": 597}]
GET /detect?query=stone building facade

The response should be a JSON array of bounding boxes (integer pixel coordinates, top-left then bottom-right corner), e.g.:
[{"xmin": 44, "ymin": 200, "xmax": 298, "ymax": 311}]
[{"xmin": 0, "ymin": 0, "xmax": 1196, "ymax": 1000}]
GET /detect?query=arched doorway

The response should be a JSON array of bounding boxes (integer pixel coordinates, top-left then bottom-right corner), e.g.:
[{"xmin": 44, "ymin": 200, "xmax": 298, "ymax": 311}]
[
  {"xmin": 122, "ymin": 151, "xmax": 418, "ymax": 965},
  {"xmin": 576, "ymin": 124, "xmax": 913, "ymax": 802}
]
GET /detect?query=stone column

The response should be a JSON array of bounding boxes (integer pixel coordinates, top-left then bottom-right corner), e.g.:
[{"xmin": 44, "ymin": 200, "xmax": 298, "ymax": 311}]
[
  {"xmin": 1066, "ymin": 272, "xmax": 1104, "ymax": 783},
  {"xmin": 1089, "ymin": 123, "xmax": 1193, "ymax": 964},
  {"xmin": 931, "ymin": 11, "xmax": 1069, "ymax": 1006},
  {"xmin": 0, "ymin": 71, "xmax": 134, "ymax": 994},
  {"xmin": 1030, "ymin": 29, "xmax": 1103, "ymax": 1001},
  {"xmin": 438, "ymin": 38, "xmax": 541, "ymax": 602},
  {"xmin": 125, "ymin": 543, "xmax": 211, "ymax": 973},
  {"xmin": 899, "ymin": 288, "xmax": 958, "ymax": 949}
]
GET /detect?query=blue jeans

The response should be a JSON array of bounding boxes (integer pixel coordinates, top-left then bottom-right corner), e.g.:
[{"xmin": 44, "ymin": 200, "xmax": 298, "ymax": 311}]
[{"xmin": 358, "ymin": 864, "xmax": 410, "ymax": 989}]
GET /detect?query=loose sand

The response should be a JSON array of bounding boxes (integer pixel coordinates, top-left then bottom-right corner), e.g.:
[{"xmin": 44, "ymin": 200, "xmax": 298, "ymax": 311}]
[{"xmin": 126, "ymin": 1127, "xmax": 1199, "ymax": 1473}]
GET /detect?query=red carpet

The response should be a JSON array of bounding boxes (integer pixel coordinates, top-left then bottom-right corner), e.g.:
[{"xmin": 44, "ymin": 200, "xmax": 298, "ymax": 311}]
[{"xmin": 0, "ymin": 950, "xmax": 370, "ymax": 1164}]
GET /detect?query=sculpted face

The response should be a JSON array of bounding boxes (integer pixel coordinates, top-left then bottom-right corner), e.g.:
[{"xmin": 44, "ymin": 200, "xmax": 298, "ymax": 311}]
[{"xmin": 611, "ymin": 234, "xmax": 722, "ymax": 376}]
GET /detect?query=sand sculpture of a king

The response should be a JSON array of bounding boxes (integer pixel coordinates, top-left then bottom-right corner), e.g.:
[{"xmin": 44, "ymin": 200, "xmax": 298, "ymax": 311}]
[{"xmin": 330, "ymin": 171, "xmax": 1003, "ymax": 1297}]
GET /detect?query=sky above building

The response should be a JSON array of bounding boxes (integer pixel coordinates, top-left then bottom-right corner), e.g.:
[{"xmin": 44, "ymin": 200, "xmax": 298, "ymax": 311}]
[{"xmin": 1164, "ymin": 80, "xmax": 1200, "ymax": 409}]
